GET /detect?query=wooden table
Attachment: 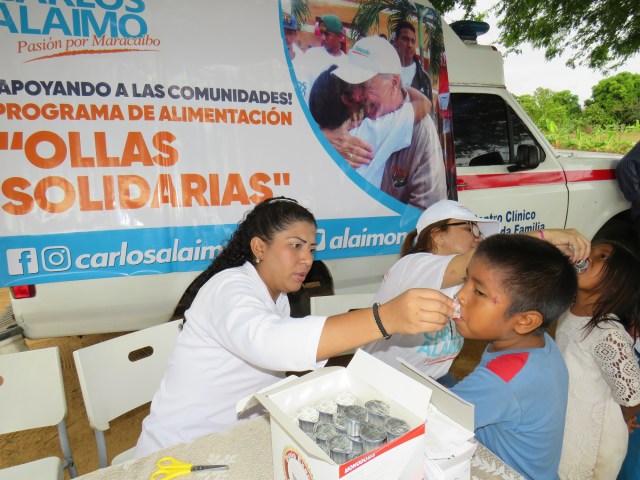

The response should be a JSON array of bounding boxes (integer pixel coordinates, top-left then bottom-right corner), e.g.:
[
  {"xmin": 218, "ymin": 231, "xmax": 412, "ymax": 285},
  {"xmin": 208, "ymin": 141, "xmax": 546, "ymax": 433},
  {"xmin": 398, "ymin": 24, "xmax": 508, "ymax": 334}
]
[{"xmin": 76, "ymin": 415, "xmax": 524, "ymax": 480}]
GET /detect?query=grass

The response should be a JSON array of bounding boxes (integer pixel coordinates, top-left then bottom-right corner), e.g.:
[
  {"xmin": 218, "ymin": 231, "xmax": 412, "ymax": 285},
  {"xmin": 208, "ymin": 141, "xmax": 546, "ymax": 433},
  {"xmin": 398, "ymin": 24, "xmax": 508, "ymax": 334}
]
[{"xmin": 544, "ymin": 121, "xmax": 640, "ymax": 154}]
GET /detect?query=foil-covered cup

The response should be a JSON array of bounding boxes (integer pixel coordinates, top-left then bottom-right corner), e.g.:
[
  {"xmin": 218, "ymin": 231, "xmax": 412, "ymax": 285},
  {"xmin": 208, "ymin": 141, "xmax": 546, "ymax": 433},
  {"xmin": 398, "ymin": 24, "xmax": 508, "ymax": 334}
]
[
  {"xmin": 314, "ymin": 421, "xmax": 339, "ymax": 449},
  {"xmin": 314, "ymin": 398, "xmax": 338, "ymax": 422},
  {"xmin": 365, "ymin": 399, "xmax": 390, "ymax": 426},
  {"xmin": 334, "ymin": 391, "xmax": 358, "ymax": 413},
  {"xmin": 347, "ymin": 434, "xmax": 363, "ymax": 455},
  {"xmin": 333, "ymin": 412, "xmax": 347, "ymax": 433},
  {"xmin": 296, "ymin": 406, "xmax": 319, "ymax": 434},
  {"xmin": 343, "ymin": 404, "xmax": 368, "ymax": 437},
  {"xmin": 359, "ymin": 422, "xmax": 387, "ymax": 452},
  {"xmin": 328, "ymin": 433, "xmax": 353, "ymax": 464},
  {"xmin": 384, "ymin": 416, "xmax": 410, "ymax": 441}
]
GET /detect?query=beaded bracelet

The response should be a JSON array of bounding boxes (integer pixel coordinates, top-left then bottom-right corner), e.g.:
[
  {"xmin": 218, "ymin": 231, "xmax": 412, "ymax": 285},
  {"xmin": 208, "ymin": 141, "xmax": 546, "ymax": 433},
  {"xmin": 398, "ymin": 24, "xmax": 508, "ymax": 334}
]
[{"xmin": 372, "ymin": 302, "xmax": 391, "ymax": 340}]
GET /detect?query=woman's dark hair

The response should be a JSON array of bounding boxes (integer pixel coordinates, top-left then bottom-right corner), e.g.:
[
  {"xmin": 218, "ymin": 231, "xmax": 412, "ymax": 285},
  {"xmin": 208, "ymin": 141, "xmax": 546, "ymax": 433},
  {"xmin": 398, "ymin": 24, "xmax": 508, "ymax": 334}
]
[
  {"xmin": 400, "ymin": 219, "xmax": 452, "ymax": 257},
  {"xmin": 173, "ymin": 197, "xmax": 316, "ymax": 317},
  {"xmin": 309, "ymin": 64, "xmax": 351, "ymax": 130},
  {"xmin": 583, "ymin": 240, "xmax": 640, "ymax": 338}
]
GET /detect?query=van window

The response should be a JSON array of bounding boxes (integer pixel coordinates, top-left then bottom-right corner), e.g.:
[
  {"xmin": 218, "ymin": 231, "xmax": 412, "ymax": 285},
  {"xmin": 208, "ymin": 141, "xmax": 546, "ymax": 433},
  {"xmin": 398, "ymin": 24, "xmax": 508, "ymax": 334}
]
[{"xmin": 451, "ymin": 93, "xmax": 545, "ymax": 167}]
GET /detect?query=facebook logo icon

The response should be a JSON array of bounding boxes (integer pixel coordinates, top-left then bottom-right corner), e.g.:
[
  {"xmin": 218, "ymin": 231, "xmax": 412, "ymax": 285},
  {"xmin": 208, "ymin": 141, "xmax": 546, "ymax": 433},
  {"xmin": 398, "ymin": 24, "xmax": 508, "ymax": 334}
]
[{"xmin": 6, "ymin": 248, "xmax": 39, "ymax": 275}]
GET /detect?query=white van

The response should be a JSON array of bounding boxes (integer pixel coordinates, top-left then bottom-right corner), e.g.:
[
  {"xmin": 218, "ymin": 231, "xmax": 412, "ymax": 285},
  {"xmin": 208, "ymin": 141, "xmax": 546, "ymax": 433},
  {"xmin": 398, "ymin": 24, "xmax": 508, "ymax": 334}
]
[{"xmin": 0, "ymin": 0, "xmax": 630, "ymax": 342}]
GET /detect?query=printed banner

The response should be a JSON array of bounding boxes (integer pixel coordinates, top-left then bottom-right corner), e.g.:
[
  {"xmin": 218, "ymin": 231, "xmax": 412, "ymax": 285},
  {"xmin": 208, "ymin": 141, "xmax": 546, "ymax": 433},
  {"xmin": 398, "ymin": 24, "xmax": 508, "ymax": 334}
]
[{"xmin": 0, "ymin": 0, "xmax": 455, "ymax": 286}]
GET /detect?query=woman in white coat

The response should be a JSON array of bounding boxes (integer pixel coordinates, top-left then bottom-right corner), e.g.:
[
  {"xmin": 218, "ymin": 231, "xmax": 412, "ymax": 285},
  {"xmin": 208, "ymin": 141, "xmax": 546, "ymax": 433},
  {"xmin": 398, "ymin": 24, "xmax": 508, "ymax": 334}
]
[{"xmin": 135, "ymin": 196, "xmax": 457, "ymax": 456}]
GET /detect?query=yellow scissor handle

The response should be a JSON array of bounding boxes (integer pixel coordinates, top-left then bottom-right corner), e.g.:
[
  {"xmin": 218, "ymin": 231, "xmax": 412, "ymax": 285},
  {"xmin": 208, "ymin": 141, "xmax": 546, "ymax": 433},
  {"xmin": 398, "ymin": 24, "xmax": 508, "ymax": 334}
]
[{"xmin": 150, "ymin": 457, "xmax": 192, "ymax": 480}]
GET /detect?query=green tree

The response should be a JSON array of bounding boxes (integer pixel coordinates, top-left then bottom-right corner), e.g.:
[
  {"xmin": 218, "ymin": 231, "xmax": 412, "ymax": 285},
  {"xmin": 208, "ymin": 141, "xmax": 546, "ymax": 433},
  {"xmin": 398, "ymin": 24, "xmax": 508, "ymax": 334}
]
[
  {"xmin": 584, "ymin": 72, "xmax": 640, "ymax": 126},
  {"xmin": 350, "ymin": 0, "xmax": 445, "ymax": 74},
  {"xmin": 582, "ymin": 103, "xmax": 615, "ymax": 127},
  {"xmin": 291, "ymin": 0, "xmax": 311, "ymax": 26},
  {"xmin": 429, "ymin": 0, "xmax": 639, "ymax": 72},
  {"xmin": 516, "ymin": 88, "xmax": 582, "ymax": 132},
  {"xmin": 515, "ymin": 93, "xmax": 542, "ymax": 127}
]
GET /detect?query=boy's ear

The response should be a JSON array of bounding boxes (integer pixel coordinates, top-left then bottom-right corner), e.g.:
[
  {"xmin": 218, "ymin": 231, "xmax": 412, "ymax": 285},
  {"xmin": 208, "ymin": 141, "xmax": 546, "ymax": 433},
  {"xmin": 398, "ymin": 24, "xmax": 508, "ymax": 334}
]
[{"xmin": 513, "ymin": 310, "xmax": 543, "ymax": 335}]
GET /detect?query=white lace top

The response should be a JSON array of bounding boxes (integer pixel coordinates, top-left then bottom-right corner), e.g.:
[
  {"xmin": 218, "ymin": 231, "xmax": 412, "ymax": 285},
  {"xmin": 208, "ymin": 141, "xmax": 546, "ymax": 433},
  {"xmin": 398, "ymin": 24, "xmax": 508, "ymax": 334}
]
[{"xmin": 555, "ymin": 311, "xmax": 640, "ymax": 479}]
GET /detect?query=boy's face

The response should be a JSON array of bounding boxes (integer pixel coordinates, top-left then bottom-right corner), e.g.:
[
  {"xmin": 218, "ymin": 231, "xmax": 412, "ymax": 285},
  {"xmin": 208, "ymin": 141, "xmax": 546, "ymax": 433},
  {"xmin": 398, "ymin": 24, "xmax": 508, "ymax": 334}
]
[{"xmin": 454, "ymin": 256, "xmax": 522, "ymax": 347}]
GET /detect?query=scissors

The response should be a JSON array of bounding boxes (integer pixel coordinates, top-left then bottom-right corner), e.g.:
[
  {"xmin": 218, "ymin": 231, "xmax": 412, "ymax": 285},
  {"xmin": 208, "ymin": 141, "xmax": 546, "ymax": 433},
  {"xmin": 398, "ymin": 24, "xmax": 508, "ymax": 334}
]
[{"xmin": 151, "ymin": 456, "xmax": 228, "ymax": 480}]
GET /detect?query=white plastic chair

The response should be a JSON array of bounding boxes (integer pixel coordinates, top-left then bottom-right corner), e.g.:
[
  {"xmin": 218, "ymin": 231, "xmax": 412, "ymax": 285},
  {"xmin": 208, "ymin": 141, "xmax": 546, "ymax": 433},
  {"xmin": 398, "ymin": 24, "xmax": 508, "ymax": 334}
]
[
  {"xmin": 310, "ymin": 293, "xmax": 375, "ymax": 317},
  {"xmin": 73, "ymin": 320, "xmax": 182, "ymax": 469},
  {"xmin": 0, "ymin": 346, "xmax": 78, "ymax": 479}
]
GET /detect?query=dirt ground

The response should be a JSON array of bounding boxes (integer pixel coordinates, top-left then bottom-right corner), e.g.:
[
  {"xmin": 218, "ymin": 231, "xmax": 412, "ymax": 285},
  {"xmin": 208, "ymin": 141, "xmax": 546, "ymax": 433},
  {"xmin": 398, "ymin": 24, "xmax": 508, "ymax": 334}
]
[{"xmin": 0, "ymin": 287, "xmax": 486, "ymax": 478}]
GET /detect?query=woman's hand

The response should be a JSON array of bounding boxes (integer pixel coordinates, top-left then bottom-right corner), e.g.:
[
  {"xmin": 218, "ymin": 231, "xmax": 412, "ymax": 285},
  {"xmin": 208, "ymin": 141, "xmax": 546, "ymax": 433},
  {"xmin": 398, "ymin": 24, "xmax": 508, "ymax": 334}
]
[
  {"xmin": 626, "ymin": 415, "xmax": 640, "ymax": 434},
  {"xmin": 622, "ymin": 405, "xmax": 640, "ymax": 434},
  {"xmin": 534, "ymin": 228, "xmax": 591, "ymax": 263},
  {"xmin": 379, "ymin": 288, "xmax": 457, "ymax": 335}
]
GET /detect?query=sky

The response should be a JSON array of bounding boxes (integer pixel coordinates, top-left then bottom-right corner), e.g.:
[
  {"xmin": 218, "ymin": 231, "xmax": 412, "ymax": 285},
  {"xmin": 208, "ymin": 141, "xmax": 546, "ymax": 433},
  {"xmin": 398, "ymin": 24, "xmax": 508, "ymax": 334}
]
[{"xmin": 444, "ymin": 1, "xmax": 640, "ymax": 104}]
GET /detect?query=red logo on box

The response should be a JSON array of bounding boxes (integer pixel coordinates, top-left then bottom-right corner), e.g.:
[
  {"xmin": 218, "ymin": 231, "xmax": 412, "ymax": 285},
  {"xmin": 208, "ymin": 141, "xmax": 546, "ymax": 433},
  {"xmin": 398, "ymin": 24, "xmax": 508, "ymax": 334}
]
[{"xmin": 283, "ymin": 447, "xmax": 314, "ymax": 480}]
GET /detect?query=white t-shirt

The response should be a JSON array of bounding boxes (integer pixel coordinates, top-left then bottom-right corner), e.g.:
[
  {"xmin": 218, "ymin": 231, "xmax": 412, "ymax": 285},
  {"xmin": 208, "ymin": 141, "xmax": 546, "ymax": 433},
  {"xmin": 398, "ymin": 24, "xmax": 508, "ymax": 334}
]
[
  {"xmin": 292, "ymin": 42, "xmax": 304, "ymax": 59},
  {"xmin": 363, "ymin": 253, "xmax": 463, "ymax": 380},
  {"xmin": 400, "ymin": 62, "xmax": 417, "ymax": 87},
  {"xmin": 135, "ymin": 262, "xmax": 326, "ymax": 456},
  {"xmin": 303, "ymin": 46, "xmax": 348, "ymax": 95},
  {"xmin": 291, "ymin": 51, "xmax": 311, "ymax": 103},
  {"xmin": 350, "ymin": 102, "xmax": 414, "ymax": 188}
]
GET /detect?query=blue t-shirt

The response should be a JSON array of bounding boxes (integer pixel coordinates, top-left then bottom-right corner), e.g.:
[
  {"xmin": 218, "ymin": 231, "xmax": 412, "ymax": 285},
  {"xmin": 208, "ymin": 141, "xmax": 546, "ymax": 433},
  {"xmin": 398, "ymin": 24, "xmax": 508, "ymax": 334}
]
[{"xmin": 451, "ymin": 333, "xmax": 568, "ymax": 480}]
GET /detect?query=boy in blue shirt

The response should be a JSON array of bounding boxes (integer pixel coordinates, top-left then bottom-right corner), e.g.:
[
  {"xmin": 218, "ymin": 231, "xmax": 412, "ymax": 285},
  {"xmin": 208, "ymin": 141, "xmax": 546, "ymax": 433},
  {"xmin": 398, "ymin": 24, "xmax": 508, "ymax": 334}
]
[{"xmin": 451, "ymin": 234, "xmax": 577, "ymax": 480}]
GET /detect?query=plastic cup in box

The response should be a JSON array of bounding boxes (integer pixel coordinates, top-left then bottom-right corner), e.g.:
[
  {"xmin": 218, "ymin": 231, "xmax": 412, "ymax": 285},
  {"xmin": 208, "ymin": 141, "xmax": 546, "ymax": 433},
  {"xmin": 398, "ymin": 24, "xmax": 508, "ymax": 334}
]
[
  {"xmin": 333, "ymin": 412, "xmax": 347, "ymax": 433},
  {"xmin": 314, "ymin": 398, "xmax": 338, "ymax": 422},
  {"xmin": 328, "ymin": 433, "xmax": 353, "ymax": 464},
  {"xmin": 365, "ymin": 399, "xmax": 390, "ymax": 426},
  {"xmin": 359, "ymin": 422, "xmax": 387, "ymax": 452},
  {"xmin": 334, "ymin": 391, "xmax": 357, "ymax": 414},
  {"xmin": 343, "ymin": 404, "xmax": 368, "ymax": 436},
  {"xmin": 296, "ymin": 406, "xmax": 319, "ymax": 434},
  {"xmin": 313, "ymin": 421, "xmax": 339, "ymax": 449},
  {"xmin": 347, "ymin": 434, "xmax": 363, "ymax": 455},
  {"xmin": 384, "ymin": 416, "xmax": 410, "ymax": 441}
]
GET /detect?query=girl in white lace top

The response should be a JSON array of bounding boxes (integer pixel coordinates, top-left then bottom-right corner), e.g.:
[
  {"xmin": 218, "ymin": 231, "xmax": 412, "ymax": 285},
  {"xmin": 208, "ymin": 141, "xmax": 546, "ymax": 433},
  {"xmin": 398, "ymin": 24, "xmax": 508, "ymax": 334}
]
[{"xmin": 556, "ymin": 240, "xmax": 640, "ymax": 479}]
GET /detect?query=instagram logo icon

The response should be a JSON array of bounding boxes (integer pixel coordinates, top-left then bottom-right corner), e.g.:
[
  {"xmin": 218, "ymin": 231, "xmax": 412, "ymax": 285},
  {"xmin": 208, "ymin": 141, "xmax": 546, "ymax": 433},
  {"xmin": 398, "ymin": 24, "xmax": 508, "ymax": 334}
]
[
  {"xmin": 41, "ymin": 246, "xmax": 71, "ymax": 272},
  {"xmin": 6, "ymin": 248, "xmax": 39, "ymax": 275}
]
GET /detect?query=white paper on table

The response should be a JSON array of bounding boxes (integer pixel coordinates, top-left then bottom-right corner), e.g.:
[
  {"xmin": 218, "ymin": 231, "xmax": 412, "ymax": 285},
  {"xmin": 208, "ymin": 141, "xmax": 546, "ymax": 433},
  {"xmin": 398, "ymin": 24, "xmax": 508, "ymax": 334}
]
[{"xmin": 424, "ymin": 404, "xmax": 475, "ymax": 460}]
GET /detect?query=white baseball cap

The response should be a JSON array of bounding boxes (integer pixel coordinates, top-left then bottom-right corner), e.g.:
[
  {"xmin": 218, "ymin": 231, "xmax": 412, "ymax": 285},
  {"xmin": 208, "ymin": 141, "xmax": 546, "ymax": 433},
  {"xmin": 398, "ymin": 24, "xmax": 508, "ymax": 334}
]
[
  {"xmin": 416, "ymin": 200, "xmax": 501, "ymax": 238},
  {"xmin": 332, "ymin": 36, "xmax": 401, "ymax": 84}
]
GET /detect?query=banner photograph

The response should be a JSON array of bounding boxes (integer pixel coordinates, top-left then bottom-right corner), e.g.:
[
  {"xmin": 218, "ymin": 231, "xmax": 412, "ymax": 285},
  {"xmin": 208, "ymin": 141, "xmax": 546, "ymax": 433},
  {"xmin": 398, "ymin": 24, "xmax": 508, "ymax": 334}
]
[{"xmin": 0, "ymin": 0, "xmax": 454, "ymax": 286}]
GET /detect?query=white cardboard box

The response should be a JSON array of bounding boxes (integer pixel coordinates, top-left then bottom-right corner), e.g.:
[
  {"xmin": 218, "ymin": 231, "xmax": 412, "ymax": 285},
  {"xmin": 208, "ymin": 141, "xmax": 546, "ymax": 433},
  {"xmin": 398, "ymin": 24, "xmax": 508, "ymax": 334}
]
[
  {"xmin": 399, "ymin": 360, "xmax": 477, "ymax": 480},
  {"xmin": 247, "ymin": 350, "xmax": 476, "ymax": 480}
]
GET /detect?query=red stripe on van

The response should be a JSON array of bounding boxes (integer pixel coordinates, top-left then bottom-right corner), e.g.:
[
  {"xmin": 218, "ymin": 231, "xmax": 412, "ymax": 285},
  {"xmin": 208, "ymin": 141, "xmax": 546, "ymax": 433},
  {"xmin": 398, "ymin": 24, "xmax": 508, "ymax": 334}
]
[
  {"xmin": 457, "ymin": 171, "xmax": 566, "ymax": 190},
  {"xmin": 457, "ymin": 169, "xmax": 615, "ymax": 191},
  {"xmin": 564, "ymin": 169, "xmax": 616, "ymax": 182}
]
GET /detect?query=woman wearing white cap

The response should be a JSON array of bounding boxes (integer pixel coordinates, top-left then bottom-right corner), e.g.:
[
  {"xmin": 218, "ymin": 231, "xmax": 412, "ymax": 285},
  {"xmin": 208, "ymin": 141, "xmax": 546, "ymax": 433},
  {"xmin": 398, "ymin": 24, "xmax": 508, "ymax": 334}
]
[{"xmin": 363, "ymin": 199, "xmax": 590, "ymax": 386}]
